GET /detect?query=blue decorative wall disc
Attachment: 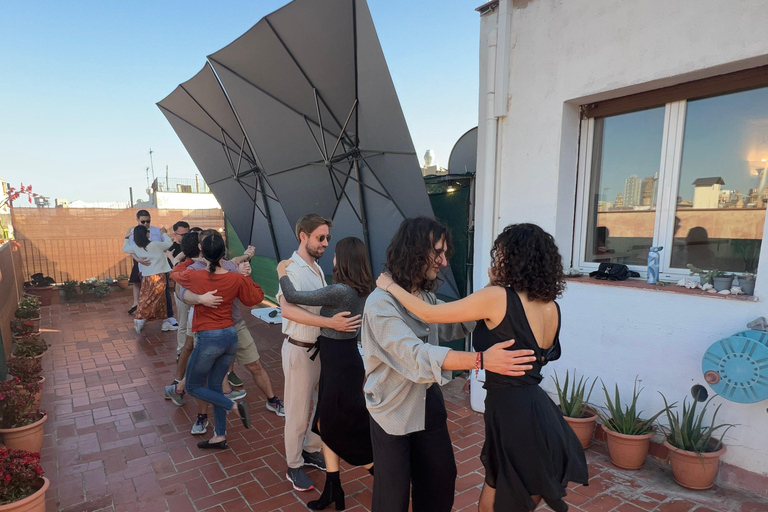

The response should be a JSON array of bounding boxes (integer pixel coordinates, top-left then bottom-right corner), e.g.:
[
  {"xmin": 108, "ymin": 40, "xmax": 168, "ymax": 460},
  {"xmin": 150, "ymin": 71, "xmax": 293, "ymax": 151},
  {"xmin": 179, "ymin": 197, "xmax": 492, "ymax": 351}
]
[{"xmin": 702, "ymin": 331, "xmax": 768, "ymax": 404}]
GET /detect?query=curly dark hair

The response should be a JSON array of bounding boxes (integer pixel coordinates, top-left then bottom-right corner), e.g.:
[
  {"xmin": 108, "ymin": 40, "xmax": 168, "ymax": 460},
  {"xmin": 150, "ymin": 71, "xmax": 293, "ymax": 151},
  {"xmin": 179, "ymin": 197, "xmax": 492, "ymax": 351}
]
[
  {"xmin": 385, "ymin": 217, "xmax": 452, "ymax": 293},
  {"xmin": 490, "ymin": 223, "xmax": 565, "ymax": 302}
]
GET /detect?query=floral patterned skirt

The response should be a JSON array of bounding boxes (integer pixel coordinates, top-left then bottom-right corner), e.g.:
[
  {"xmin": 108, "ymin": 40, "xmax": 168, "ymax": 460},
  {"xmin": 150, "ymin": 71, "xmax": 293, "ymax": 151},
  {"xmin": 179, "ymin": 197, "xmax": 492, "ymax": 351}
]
[{"xmin": 136, "ymin": 274, "xmax": 167, "ymax": 321}]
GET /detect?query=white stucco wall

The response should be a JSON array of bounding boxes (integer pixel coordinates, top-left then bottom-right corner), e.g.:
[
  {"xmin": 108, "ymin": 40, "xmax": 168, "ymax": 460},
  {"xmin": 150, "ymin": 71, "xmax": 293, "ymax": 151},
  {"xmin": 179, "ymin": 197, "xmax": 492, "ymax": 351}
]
[{"xmin": 476, "ymin": 0, "xmax": 768, "ymax": 477}]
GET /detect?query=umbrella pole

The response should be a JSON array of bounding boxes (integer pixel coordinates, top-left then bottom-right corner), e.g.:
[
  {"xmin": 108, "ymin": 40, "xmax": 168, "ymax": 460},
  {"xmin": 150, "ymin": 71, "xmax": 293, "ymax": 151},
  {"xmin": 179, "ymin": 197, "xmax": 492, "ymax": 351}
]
[
  {"xmin": 256, "ymin": 171, "xmax": 280, "ymax": 260},
  {"xmin": 354, "ymin": 159, "xmax": 374, "ymax": 272}
]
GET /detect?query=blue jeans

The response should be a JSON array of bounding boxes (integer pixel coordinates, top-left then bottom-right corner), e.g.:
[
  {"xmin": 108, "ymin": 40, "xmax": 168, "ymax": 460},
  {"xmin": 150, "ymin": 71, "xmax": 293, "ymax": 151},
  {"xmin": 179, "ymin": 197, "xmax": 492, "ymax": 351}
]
[{"xmin": 185, "ymin": 326, "xmax": 237, "ymax": 436}]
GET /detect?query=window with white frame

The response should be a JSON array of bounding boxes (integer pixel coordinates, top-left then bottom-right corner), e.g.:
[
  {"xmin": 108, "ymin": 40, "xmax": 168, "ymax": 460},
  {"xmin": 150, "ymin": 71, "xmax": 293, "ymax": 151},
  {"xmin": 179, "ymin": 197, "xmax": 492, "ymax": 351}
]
[{"xmin": 575, "ymin": 82, "xmax": 768, "ymax": 279}]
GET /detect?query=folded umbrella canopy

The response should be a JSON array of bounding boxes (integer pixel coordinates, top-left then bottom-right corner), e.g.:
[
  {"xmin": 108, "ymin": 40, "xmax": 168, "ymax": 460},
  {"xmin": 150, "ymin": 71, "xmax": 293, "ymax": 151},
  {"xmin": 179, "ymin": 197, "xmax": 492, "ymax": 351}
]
[{"xmin": 159, "ymin": 0, "xmax": 458, "ymax": 297}]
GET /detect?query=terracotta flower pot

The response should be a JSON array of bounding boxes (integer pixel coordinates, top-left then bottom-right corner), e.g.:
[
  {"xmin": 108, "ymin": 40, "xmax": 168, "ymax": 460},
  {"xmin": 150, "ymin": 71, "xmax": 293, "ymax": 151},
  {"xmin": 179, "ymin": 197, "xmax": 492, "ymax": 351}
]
[
  {"xmin": 117, "ymin": 278, "xmax": 129, "ymax": 290},
  {"xmin": 0, "ymin": 477, "xmax": 49, "ymax": 512},
  {"xmin": 25, "ymin": 287, "xmax": 54, "ymax": 307},
  {"xmin": 0, "ymin": 414, "xmax": 47, "ymax": 454},
  {"xmin": 663, "ymin": 440, "xmax": 726, "ymax": 490},
  {"xmin": 563, "ymin": 407, "xmax": 599, "ymax": 449},
  {"xmin": 602, "ymin": 425, "xmax": 654, "ymax": 469}
]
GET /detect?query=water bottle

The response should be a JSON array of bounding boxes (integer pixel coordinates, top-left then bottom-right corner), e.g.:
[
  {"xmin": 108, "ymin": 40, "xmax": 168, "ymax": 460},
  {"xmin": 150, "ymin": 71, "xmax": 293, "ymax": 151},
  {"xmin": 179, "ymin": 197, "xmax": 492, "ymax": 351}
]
[{"xmin": 647, "ymin": 246, "xmax": 662, "ymax": 284}]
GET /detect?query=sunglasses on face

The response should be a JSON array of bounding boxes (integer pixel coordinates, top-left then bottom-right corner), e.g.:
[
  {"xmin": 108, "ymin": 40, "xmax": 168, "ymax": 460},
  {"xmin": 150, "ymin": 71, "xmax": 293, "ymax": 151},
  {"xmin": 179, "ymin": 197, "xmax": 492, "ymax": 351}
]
[
  {"xmin": 313, "ymin": 234, "xmax": 332, "ymax": 243},
  {"xmin": 139, "ymin": 220, "xmax": 151, "ymax": 224}
]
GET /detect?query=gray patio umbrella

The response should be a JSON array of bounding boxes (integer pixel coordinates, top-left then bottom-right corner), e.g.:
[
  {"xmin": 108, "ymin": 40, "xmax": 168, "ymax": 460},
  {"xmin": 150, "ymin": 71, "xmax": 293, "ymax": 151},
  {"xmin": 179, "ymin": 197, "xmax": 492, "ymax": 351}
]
[
  {"xmin": 157, "ymin": 63, "xmax": 296, "ymax": 260},
  {"xmin": 160, "ymin": 0, "xmax": 459, "ymax": 297}
]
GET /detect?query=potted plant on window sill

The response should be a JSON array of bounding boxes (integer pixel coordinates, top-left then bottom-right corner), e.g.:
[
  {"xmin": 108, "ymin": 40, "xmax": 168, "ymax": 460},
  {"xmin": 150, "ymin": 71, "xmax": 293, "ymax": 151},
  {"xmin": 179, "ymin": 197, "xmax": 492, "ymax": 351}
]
[
  {"xmin": 552, "ymin": 370, "xmax": 598, "ymax": 448},
  {"xmin": 6, "ymin": 358, "xmax": 44, "ymax": 410},
  {"xmin": 597, "ymin": 377, "xmax": 674, "ymax": 470},
  {"xmin": 711, "ymin": 271, "xmax": 734, "ymax": 292},
  {"xmin": 660, "ymin": 394, "xmax": 733, "ymax": 490},
  {"xmin": 116, "ymin": 274, "xmax": 130, "ymax": 289},
  {"xmin": 0, "ymin": 379, "xmax": 46, "ymax": 454},
  {"xmin": 736, "ymin": 273, "xmax": 756, "ymax": 295},
  {"xmin": 687, "ymin": 264, "xmax": 715, "ymax": 286},
  {"xmin": 23, "ymin": 274, "xmax": 55, "ymax": 307},
  {"xmin": 0, "ymin": 448, "xmax": 50, "ymax": 512}
]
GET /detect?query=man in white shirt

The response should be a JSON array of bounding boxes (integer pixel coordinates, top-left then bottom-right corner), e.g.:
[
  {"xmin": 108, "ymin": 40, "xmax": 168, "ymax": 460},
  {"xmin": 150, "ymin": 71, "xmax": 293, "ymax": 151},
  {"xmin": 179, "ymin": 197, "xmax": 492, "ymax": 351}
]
[
  {"xmin": 127, "ymin": 210, "xmax": 179, "ymax": 332},
  {"xmin": 277, "ymin": 214, "xmax": 362, "ymax": 492}
]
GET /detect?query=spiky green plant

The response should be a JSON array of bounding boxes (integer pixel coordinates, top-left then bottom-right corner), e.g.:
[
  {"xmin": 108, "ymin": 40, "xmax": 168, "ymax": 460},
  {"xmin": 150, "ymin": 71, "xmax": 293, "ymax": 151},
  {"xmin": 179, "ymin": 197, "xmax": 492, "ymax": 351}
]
[
  {"xmin": 598, "ymin": 377, "xmax": 674, "ymax": 435},
  {"xmin": 660, "ymin": 394, "xmax": 734, "ymax": 454},
  {"xmin": 552, "ymin": 370, "xmax": 597, "ymax": 418}
]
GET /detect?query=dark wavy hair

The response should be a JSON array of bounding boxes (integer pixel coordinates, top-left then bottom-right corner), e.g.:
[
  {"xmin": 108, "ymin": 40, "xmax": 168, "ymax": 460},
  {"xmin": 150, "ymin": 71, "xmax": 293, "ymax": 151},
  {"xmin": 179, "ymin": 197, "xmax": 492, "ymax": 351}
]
[
  {"xmin": 181, "ymin": 232, "xmax": 200, "ymax": 259},
  {"xmin": 490, "ymin": 223, "xmax": 565, "ymax": 302},
  {"xmin": 133, "ymin": 225, "xmax": 150, "ymax": 249},
  {"xmin": 333, "ymin": 237, "xmax": 374, "ymax": 297},
  {"xmin": 201, "ymin": 232, "xmax": 226, "ymax": 274},
  {"xmin": 385, "ymin": 217, "xmax": 452, "ymax": 293}
]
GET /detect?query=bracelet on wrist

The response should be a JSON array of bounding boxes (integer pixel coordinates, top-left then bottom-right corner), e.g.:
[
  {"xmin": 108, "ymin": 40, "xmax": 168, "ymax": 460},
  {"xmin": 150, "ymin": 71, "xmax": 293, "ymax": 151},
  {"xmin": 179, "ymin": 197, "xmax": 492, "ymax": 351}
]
[{"xmin": 474, "ymin": 351, "xmax": 482, "ymax": 376}]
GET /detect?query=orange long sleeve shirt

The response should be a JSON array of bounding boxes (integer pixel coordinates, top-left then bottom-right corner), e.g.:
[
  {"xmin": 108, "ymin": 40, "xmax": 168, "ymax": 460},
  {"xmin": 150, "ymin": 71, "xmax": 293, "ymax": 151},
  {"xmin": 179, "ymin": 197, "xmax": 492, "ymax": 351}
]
[{"xmin": 171, "ymin": 259, "xmax": 264, "ymax": 332}]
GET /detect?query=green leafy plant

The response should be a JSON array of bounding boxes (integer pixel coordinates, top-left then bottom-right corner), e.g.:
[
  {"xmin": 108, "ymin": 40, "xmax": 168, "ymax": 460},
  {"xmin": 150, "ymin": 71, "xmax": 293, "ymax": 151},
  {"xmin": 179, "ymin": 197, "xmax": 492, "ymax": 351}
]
[
  {"xmin": 660, "ymin": 394, "xmax": 734, "ymax": 454},
  {"xmin": 0, "ymin": 448, "xmax": 45, "ymax": 505},
  {"xmin": 60, "ymin": 280, "xmax": 79, "ymax": 301},
  {"xmin": 598, "ymin": 377, "xmax": 674, "ymax": 435},
  {"xmin": 552, "ymin": 370, "xmax": 597, "ymax": 418},
  {"xmin": 14, "ymin": 297, "xmax": 40, "ymax": 320},
  {"xmin": 6, "ymin": 358, "xmax": 42, "ymax": 384},
  {"xmin": 687, "ymin": 264, "xmax": 716, "ymax": 283},
  {"xmin": 712, "ymin": 271, "xmax": 731, "ymax": 278},
  {"xmin": 10, "ymin": 319, "xmax": 35, "ymax": 337},
  {"xmin": 117, "ymin": 274, "xmax": 129, "ymax": 280},
  {"xmin": 12, "ymin": 337, "xmax": 49, "ymax": 358},
  {"xmin": 93, "ymin": 280, "xmax": 111, "ymax": 297},
  {"xmin": 0, "ymin": 379, "xmax": 43, "ymax": 429}
]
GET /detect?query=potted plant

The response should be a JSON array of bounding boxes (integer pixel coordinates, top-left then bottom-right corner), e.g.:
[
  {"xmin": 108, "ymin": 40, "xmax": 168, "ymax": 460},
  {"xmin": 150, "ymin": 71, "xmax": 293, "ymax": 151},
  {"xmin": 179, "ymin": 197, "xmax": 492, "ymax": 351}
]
[
  {"xmin": 6, "ymin": 358, "xmax": 44, "ymax": 410},
  {"xmin": 0, "ymin": 448, "xmax": 50, "ymax": 511},
  {"xmin": 736, "ymin": 273, "xmax": 756, "ymax": 296},
  {"xmin": 13, "ymin": 298, "xmax": 40, "ymax": 334},
  {"xmin": 687, "ymin": 264, "xmax": 715, "ymax": 286},
  {"xmin": 59, "ymin": 280, "xmax": 79, "ymax": 302},
  {"xmin": 711, "ymin": 271, "xmax": 734, "ymax": 292},
  {"xmin": 9, "ymin": 320, "xmax": 37, "ymax": 339},
  {"xmin": 597, "ymin": 378, "xmax": 674, "ymax": 470},
  {"xmin": 116, "ymin": 274, "xmax": 130, "ymax": 289},
  {"xmin": 0, "ymin": 379, "xmax": 46, "ymax": 454},
  {"xmin": 552, "ymin": 370, "xmax": 598, "ymax": 448},
  {"xmin": 23, "ymin": 274, "xmax": 55, "ymax": 307},
  {"xmin": 93, "ymin": 280, "xmax": 111, "ymax": 298},
  {"xmin": 10, "ymin": 337, "xmax": 48, "ymax": 361},
  {"xmin": 660, "ymin": 395, "xmax": 733, "ymax": 490}
]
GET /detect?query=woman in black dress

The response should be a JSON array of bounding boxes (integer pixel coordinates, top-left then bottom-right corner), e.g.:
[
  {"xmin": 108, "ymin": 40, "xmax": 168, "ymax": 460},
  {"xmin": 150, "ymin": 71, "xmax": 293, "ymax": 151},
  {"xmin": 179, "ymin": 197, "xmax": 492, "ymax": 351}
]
[
  {"xmin": 377, "ymin": 224, "xmax": 588, "ymax": 512},
  {"xmin": 278, "ymin": 237, "xmax": 375, "ymax": 510}
]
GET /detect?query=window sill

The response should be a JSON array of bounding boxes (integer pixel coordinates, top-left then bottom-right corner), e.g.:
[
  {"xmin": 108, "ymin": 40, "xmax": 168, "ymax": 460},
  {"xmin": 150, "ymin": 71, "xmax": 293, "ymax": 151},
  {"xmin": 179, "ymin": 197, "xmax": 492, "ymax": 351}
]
[{"xmin": 564, "ymin": 276, "xmax": 759, "ymax": 302}]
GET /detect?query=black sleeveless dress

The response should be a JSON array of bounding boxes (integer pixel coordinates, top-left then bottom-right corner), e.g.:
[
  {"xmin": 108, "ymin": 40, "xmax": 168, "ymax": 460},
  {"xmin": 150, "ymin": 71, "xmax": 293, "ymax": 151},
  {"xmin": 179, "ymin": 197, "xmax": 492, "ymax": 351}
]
[{"xmin": 473, "ymin": 288, "xmax": 589, "ymax": 512}]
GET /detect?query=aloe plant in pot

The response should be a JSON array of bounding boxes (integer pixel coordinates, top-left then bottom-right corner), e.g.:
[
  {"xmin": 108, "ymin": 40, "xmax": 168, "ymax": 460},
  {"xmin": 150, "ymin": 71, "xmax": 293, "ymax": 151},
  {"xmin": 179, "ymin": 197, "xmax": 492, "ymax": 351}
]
[
  {"xmin": 552, "ymin": 370, "xmax": 598, "ymax": 448},
  {"xmin": 598, "ymin": 378, "xmax": 674, "ymax": 469},
  {"xmin": 660, "ymin": 394, "xmax": 734, "ymax": 490}
]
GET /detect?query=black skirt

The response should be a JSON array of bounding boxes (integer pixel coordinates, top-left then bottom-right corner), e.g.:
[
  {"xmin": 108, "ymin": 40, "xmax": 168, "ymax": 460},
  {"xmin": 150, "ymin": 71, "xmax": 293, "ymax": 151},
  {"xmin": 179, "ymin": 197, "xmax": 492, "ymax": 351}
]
[
  {"xmin": 311, "ymin": 336, "xmax": 373, "ymax": 466},
  {"xmin": 481, "ymin": 385, "xmax": 589, "ymax": 512}
]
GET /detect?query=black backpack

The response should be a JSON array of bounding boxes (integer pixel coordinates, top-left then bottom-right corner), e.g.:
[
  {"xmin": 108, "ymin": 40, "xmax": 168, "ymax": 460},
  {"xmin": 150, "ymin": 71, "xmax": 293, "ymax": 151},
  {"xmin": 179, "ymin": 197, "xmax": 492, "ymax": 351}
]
[{"xmin": 589, "ymin": 262, "xmax": 640, "ymax": 281}]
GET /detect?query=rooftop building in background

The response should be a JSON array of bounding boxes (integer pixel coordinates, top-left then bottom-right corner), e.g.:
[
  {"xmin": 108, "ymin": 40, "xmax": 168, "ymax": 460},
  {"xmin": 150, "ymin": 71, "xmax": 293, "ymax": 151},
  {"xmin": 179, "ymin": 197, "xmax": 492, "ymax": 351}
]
[{"xmin": 421, "ymin": 149, "xmax": 447, "ymax": 176}]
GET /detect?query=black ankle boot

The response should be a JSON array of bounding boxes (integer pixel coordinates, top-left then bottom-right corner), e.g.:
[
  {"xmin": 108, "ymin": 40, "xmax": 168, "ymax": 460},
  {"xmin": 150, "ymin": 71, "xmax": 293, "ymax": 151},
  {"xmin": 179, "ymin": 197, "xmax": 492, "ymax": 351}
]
[
  {"xmin": 543, "ymin": 497, "xmax": 568, "ymax": 512},
  {"xmin": 307, "ymin": 472, "xmax": 345, "ymax": 510}
]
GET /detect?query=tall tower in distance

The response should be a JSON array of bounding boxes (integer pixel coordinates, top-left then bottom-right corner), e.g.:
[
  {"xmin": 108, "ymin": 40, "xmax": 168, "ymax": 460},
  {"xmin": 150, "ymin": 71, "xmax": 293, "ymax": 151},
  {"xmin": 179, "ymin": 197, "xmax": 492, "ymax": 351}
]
[{"xmin": 624, "ymin": 175, "xmax": 641, "ymax": 208}]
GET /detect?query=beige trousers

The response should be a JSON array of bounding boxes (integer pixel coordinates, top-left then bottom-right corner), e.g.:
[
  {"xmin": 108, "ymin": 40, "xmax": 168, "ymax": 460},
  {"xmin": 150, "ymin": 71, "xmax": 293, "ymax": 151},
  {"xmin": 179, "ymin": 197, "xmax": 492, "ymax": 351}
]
[
  {"xmin": 174, "ymin": 294, "xmax": 191, "ymax": 354},
  {"xmin": 281, "ymin": 337, "xmax": 322, "ymax": 468}
]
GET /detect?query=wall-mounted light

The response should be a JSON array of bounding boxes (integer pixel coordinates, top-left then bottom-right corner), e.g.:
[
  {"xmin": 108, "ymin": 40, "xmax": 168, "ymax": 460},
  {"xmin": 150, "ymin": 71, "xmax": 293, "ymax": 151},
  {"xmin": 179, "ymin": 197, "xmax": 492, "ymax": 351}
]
[{"xmin": 446, "ymin": 186, "xmax": 456, "ymax": 193}]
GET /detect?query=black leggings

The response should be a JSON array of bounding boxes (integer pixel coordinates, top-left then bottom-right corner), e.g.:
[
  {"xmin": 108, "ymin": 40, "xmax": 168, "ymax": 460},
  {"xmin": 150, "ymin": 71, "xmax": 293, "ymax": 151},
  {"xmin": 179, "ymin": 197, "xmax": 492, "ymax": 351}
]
[{"xmin": 370, "ymin": 385, "xmax": 457, "ymax": 512}]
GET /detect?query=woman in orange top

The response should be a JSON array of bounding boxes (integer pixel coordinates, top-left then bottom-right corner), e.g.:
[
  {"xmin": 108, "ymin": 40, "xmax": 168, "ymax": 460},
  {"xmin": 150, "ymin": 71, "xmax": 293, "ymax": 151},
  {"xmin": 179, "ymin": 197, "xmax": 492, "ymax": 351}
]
[{"xmin": 171, "ymin": 232, "xmax": 264, "ymax": 449}]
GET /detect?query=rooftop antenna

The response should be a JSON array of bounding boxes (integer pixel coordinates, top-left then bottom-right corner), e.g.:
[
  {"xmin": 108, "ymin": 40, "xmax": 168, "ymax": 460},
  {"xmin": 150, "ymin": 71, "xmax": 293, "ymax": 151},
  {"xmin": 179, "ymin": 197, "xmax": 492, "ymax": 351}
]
[
  {"xmin": 145, "ymin": 167, "xmax": 150, "ymax": 188},
  {"xmin": 148, "ymin": 148, "xmax": 156, "ymax": 183}
]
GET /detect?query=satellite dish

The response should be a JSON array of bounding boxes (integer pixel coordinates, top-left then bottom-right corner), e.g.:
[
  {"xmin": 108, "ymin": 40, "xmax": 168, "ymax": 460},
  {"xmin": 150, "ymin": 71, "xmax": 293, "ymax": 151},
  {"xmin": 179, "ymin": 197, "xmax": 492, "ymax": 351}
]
[{"xmin": 448, "ymin": 127, "xmax": 478, "ymax": 175}]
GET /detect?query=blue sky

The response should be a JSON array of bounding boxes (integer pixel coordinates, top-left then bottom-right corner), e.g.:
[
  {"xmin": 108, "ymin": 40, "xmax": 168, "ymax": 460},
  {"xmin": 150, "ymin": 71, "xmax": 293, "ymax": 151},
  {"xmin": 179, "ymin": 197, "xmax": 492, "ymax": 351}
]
[{"xmin": 0, "ymin": 0, "xmax": 480, "ymax": 204}]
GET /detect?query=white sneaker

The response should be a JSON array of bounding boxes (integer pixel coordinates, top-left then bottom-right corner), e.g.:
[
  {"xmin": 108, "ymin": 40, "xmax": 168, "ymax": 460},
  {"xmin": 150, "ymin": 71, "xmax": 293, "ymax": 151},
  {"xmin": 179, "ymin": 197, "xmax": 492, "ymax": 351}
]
[
  {"xmin": 134, "ymin": 319, "xmax": 146, "ymax": 334},
  {"xmin": 162, "ymin": 320, "xmax": 179, "ymax": 331}
]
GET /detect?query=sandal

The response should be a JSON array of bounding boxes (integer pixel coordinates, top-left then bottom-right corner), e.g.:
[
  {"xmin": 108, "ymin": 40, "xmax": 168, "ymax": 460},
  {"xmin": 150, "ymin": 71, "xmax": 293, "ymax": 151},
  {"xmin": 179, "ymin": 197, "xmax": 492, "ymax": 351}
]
[{"xmin": 197, "ymin": 439, "xmax": 228, "ymax": 449}]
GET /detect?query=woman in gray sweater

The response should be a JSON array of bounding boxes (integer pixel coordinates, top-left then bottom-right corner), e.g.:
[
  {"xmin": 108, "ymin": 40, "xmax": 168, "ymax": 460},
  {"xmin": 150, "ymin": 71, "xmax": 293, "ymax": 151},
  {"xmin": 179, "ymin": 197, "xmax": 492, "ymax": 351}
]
[{"xmin": 278, "ymin": 237, "xmax": 374, "ymax": 510}]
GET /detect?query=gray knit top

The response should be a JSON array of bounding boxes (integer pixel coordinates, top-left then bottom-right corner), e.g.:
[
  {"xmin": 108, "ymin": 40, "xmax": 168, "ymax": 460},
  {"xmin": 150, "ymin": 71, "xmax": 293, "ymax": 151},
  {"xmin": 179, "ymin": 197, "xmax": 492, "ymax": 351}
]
[{"xmin": 279, "ymin": 276, "xmax": 366, "ymax": 340}]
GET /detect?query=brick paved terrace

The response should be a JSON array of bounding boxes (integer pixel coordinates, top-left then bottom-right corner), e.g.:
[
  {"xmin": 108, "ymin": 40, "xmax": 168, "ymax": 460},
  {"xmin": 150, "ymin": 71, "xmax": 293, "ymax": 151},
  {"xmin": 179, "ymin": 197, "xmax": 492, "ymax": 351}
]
[{"xmin": 37, "ymin": 294, "xmax": 768, "ymax": 512}]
